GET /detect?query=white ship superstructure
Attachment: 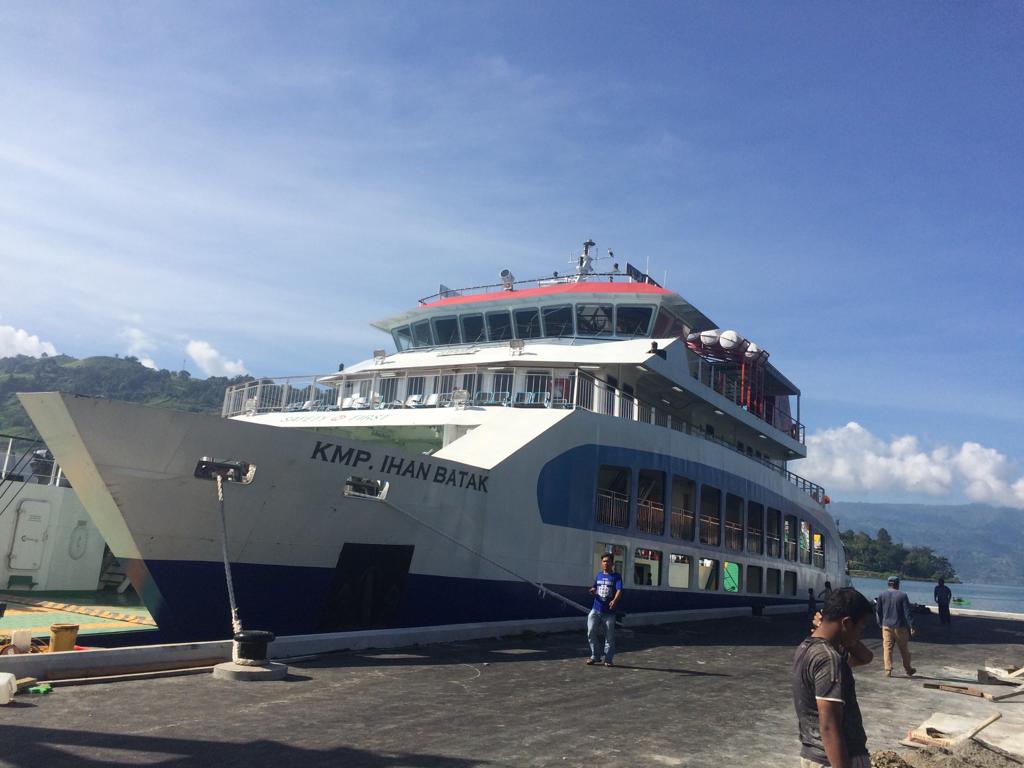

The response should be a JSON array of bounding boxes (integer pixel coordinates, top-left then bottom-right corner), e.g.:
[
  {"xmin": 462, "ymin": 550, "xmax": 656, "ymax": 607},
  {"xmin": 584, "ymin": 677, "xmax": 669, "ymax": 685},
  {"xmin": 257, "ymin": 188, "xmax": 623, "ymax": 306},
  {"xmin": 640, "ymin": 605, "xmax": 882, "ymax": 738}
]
[{"xmin": 20, "ymin": 243, "xmax": 845, "ymax": 641}]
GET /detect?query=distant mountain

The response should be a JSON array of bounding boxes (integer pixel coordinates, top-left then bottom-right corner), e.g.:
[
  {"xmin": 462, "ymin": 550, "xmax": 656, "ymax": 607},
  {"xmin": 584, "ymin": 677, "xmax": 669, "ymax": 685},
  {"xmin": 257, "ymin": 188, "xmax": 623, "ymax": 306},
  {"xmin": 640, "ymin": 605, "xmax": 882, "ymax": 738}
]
[
  {"xmin": 830, "ymin": 501, "xmax": 1024, "ymax": 586},
  {"xmin": 0, "ymin": 354, "xmax": 249, "ymax": 439}
]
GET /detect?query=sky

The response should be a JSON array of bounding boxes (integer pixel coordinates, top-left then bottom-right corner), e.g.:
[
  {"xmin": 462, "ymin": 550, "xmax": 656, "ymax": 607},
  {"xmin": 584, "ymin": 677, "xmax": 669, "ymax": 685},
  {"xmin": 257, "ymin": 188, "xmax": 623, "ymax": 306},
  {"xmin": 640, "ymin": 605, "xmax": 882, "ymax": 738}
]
[{"xmin": 0, "ymin": 2, "xmax": 1021, "ymax": 508}]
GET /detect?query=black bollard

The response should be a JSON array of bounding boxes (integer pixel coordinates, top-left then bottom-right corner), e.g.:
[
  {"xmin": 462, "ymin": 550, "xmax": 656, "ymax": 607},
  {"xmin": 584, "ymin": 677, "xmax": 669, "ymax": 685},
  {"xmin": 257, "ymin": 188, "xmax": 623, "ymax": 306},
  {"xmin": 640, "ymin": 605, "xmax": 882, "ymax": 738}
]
[{"xmin": 233, "ymin": 629, "xmax": 275, "ymax": 665}]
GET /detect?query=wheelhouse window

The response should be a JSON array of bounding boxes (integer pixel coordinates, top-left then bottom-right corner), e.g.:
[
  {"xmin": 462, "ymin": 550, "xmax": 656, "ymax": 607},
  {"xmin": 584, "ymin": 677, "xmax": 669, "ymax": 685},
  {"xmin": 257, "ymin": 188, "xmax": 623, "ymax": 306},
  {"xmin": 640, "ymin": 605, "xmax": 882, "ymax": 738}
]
[
  {"xmin": 723, "ymin": 561, "xmax": 741, "ymax": 593},
  {"xmin": 746, "ymin": 565, "xmax": 763, "ymax": 593},
  {"xmin": 784, "ymin": 514, "xmax": 798, "ymax": 562},
  {"xmin": 393, "ymin": 325, "xmax": 413, "ymax": 351},
  {"xmin": 411, "ymin": 320, "xmax": 433, "ymax": 348},
  {"xmin": 486, "ymin": 311, "xmax": 513, "ymax": 341},
  {"xmin": 813, "ymin": 532, "xmax": 826, "ymax": 569},
  {"xmin": 633, "ymin": 548, "xmax": 662, "ymax": 586},
  {"xmin": 593, "ymin": 542, "xmax": 626, "ymax": 576},
  {"xmin": 432, "ymin": 316, "xmax": 461, "ymax": 345},
  {"xmin": 615, "ymin": 305, "xmax": 654, "ymax": 337},
  {"xmin": 747, "ymin": 502, "xmax": 764, "ymax": 554},
  {"xmin": 652, "ymin": 307, "xmax": 686, "ymax": 338},
  {"xmin": 699, "ymin": 485, "xmax": 721, "ymax": 546},
  {"xmin": 725, "ymin": 493, "xmax": 743, "ymax": 551},
  {"xmin": 670, "ymin": 475, "xmax": 696, "ymax": 540},
  {"xmin": 698, "ymin": 557, "xmax": 719, "ymax": 591},
  {"xmin": 461, "ymin": 314, "xmax": 486, "ymax": 343},
  {"xmin": 596, "ymin": 466, "xmax": 630, "ymax": 528},
  {"xmin": 514, "ymin": 308, "xmax": 542, "ymax": 339},
  {"xmin": 668, "ymin": 553, "xmax": 691, "ymax": 588},
  {"xmin": 637, "ymin": 470, "xmax": 665, "ymax": 536},
  {"xmin": 406, "ymin": 376, "xmax": 425, "ymax": 396},
  {"xmin": 542, "ymin": 305, "xmax": 574, "ymax": 337},
  {"xmin": 766, "ymin": 507, "xmax": 782, "ymax": 558},
  {"xmin": 799, "ymin": 520, "xmax": 812, "ymax": 565},
  {"xmin": 576, "ymin": 304, "xmax": 614, "ymax": 336}
]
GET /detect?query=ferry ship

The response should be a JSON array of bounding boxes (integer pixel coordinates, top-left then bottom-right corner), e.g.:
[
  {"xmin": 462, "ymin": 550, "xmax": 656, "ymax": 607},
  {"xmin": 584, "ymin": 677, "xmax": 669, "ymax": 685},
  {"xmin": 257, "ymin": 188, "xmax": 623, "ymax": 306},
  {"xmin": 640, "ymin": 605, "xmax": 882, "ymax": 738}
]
[{"xmin": 19, "ymin": 242, "xmax": 846, "ymax": 642}]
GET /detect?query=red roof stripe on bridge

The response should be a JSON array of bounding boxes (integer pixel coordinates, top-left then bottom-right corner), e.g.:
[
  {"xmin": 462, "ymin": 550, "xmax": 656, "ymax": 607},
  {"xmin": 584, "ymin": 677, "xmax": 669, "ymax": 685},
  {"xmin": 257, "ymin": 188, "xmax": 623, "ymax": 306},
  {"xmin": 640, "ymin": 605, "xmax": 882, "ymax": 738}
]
[{"xmin": 422, "ymin": 281, "xmax": 672, "ymax": 308}]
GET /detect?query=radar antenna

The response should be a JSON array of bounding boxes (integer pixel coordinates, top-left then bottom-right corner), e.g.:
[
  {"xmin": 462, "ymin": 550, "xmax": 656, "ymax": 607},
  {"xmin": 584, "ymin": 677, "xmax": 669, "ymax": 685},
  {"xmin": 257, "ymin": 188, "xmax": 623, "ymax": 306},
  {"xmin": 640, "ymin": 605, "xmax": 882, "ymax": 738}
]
[{"xmin": 570, "ymin": 238, "xmax": 617, "ymax": 282}]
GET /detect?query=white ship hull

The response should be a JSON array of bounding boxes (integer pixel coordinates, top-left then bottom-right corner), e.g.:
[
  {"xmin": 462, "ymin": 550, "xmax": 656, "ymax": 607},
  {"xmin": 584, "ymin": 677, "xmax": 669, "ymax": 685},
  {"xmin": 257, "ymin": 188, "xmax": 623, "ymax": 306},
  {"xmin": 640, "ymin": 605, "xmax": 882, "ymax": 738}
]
[{"xmin": 21, "ymin": 392, "xmax": 845, "ymax": 641}]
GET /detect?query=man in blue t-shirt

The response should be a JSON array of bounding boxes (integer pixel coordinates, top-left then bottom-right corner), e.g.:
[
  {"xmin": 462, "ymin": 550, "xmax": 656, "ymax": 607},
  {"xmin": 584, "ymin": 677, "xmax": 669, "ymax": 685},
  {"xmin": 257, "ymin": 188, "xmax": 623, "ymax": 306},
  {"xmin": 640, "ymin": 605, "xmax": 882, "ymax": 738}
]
[{"xmin": 586, "ymin": 552, "xmax": 623, "ymax": 667}]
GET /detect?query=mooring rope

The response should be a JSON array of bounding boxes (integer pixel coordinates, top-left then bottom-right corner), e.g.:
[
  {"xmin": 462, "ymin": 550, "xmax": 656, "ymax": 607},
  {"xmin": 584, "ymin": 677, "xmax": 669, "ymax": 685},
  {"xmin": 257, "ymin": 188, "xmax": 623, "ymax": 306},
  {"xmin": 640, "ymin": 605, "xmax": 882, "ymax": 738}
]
[
  {"xmin": 379, "ymin": 496, "xmax": 591, "ymax": 617},
  {"xmin": 215, "ymin": 474, "xmax": 244, "ymax": 635}
]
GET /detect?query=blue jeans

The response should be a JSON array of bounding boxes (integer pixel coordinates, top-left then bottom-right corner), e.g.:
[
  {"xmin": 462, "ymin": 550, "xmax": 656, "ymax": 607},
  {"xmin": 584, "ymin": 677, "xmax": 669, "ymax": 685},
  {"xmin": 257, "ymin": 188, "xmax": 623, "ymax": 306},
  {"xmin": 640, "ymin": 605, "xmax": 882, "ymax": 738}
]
[{"xmin": 587, "ymin": 609, "xmax": 616, "ymax": 662}]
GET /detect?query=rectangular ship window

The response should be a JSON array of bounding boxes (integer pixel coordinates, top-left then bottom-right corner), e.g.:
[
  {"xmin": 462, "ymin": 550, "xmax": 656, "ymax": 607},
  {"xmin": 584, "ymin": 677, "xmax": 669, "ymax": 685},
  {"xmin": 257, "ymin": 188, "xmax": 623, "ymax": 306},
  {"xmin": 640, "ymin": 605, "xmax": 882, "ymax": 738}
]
[
  {"xmin": 813, "ymin": 532, "xmax": 826, "ymax": 569},
  {"xmin": 460, "ymin": 314, "xmax": 486, "ymax": 343},
  {"xmin": 699, "ymin": 485, "xmax": 721, "ymax": 546},
  {"xmin": 576, "ymin": 304, "xmax": 614, "ymax": 336},
  {"xmin": 596, "ymin": 466, "xmax": 630, "ymax": 528},
  {"xmin": 542, "ymin": 305, "xmax": 574, "ymax": 337},
  {"xmin": 784, "ymin": 514, "xmax": 798, "ymax": 561},
  {"xmin": 344, "ymin": 476, "xmax": 389, "ymax": 500},
  {"xmin": 668, "ymin": 553, "xmax": 691, "ymax": 588},
  {"xmin": 514, "ymin": 308, "xmax": 542, "ymax": 339},
  {"xmin": 784, "ymin": 571, "xmax": 798, "ymax": 596},
  {"xmin": 486, "ymin": 310, "xmax": 513, "ymax": 341},
  {"xmin": 633, "ymin": 548, "xmax": 662, "ymax": 586},
  {"xmin": 670, "ymin": 475, "xmax": 696, "ymax": 540},
  {"xmin": 766, "ymin": 568, "xmax": 781, "ymax": 595},
  {"xmin": 767, "ymin": 508, "xmax": 782, "ymax": 558},
  {"xmin": 799, "ymin": 520, "xmax": 812, "ymax": 564},
  {"xmin": 746, "ymin": 501, "xmax": 764, "ymax": 554},
  {"xmin": 746, "ymin": 565, "xmax": 763, "ymax": 593},
  {"xmin": 698, "ymin": 557, "xmax": 719, "ymax": 591},
  {"xmin": 637, "ymin": 470, "xmax": 665, "ymax": 536},
  {"xmin": 723, "ymin": 560, "xmax": 741, "ymax": 593},
  {"xmin": 725, "ymin": 493, "xmax": 743, "ymax": 551}
]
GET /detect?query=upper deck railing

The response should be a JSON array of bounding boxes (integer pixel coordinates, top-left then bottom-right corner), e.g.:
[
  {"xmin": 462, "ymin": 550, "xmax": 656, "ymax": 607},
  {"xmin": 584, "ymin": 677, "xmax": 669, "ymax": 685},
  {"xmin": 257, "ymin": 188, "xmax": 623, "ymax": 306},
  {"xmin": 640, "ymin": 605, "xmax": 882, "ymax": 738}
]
[
  {"xmin": 418, "ymin": 272, "xmax": 647, "ymax": 305},
  {"xmin": 222, "ymin": 370, "xmax": 826, "ymax": 505},
  {"xmin": 1, "ymin": 433, "xmax": 68, "ymax": 488}
]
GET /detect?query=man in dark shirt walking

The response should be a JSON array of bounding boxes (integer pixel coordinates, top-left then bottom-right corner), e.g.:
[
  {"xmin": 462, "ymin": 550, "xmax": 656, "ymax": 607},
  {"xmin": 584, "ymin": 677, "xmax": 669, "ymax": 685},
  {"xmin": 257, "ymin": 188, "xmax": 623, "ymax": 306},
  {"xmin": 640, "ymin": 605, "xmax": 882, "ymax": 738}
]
[
  {"xmin": 934, "ymin": 578, "xmax": 952, "ymax": 625},
  {"xmin": 586, "ymin": 552, "xmax": 622, "ymax": 667},
  {"xmin": 793, "ymin": 587, "xmax": 875, "ymax": 767},
  {"xmin": 876, "ymin": 576, "xmax": 916, "ymax": 677}
]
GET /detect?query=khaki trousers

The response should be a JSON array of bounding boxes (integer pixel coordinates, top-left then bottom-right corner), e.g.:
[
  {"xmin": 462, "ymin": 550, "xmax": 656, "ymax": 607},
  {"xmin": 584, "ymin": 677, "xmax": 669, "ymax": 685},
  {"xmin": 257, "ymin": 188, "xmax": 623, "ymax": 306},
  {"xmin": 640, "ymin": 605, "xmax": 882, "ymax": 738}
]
[{"xmin": 882, "ymin": 625, "xmax": 912, "ymax": 672}]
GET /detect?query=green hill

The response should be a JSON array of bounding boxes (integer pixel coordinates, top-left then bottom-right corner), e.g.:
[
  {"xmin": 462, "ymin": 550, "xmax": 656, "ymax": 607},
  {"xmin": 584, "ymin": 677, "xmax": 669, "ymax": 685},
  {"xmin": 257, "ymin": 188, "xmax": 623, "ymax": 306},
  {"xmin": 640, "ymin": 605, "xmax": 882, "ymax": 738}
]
[
  {"xmin": 830, "ymin": 501, "xmax": 1024, "ymax": 586},
  {"xmin": 0, "ymin": 354, "xmax": 250, "ymax": 439}
]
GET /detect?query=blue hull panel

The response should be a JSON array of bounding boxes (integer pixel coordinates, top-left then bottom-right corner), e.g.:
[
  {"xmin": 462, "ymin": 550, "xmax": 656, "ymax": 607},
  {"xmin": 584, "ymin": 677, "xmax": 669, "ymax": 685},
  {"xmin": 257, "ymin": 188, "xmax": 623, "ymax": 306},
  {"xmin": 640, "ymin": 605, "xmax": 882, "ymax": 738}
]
[{"xmin": 125, "ymin": 558, "xmax": 800, "ymax": 642}]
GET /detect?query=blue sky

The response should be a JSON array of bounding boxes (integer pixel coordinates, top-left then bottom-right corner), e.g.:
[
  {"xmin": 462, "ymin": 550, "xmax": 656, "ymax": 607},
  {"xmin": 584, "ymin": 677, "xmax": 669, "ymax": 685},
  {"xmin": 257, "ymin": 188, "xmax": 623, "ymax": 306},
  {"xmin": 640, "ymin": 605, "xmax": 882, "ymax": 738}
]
[{"xmin": 1, "ymin": 2, "xmax": 1021, "ymax": 506}]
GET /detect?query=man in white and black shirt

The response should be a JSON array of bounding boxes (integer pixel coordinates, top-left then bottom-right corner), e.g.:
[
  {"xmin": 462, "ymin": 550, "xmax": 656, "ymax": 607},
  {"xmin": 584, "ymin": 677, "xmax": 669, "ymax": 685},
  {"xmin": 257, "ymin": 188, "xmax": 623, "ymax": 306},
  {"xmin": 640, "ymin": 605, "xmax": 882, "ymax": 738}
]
[{"xmin": 792, "ymin": 588, "xmax": 875, "ymax": 768}]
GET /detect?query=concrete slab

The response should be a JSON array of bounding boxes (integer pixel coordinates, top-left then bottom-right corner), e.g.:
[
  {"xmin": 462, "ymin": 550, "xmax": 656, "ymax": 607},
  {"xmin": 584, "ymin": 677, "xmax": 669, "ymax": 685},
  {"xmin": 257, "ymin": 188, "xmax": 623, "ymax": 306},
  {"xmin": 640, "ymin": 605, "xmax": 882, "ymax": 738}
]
[{"xmin": 0, "ymin": 611, "xmax": 1021, "ymax": 767}]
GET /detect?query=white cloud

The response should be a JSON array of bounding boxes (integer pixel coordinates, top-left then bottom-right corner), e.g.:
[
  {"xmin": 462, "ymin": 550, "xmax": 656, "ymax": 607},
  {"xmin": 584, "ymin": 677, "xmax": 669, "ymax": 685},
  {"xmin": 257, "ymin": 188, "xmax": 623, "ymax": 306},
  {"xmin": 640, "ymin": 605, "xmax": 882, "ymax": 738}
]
[
  {"xmin": 121, "ymin": 326, "xmax": 157, "ymax": 369},
  {"xmin": 802, "ymin": 422, "xmax": 1024, "ymax": 509},
  {"xmin": 186, "ymin": 340, "xmax": 246, "ymax": 377},
  {"xmin": 0, "ymin": 325, "xmax": 57, "ymax": 357}
]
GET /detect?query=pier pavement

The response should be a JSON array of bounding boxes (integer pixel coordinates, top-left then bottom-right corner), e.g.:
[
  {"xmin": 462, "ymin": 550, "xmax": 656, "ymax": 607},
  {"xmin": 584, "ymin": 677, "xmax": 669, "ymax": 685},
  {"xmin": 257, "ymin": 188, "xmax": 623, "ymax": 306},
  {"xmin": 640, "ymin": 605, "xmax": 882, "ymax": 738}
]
[{"xmin": 1, "ymin": 611, "xmax": 1021, "ymax": 767}]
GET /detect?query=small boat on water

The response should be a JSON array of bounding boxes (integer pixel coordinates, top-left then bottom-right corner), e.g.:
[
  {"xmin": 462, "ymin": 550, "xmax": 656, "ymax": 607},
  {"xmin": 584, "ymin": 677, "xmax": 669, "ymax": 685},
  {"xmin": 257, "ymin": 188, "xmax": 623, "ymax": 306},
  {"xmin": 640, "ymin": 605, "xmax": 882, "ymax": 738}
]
[{"xmin": 19, "ymin": 241, "xmax": 849, "ymax": 641}]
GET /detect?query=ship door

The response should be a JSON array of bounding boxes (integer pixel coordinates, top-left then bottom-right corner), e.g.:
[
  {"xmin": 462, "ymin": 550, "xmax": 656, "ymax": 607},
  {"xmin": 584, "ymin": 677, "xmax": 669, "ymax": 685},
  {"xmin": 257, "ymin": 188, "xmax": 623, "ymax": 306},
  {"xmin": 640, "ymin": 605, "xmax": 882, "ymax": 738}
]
[
  {"xmin": 9, "ymin": 500, "xmax": 50, "ymax": 571},
  {"xmin": 318, "ymin": 544, "xmax": 414, "ymax": 631}
]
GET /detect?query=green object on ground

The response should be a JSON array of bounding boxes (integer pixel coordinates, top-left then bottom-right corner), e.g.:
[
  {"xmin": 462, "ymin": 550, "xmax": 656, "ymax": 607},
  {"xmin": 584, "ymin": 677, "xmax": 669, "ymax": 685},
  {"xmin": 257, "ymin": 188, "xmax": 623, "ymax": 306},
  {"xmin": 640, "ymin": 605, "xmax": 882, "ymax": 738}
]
[{"xmin": 27, "ymin": 684, "xmax": 52, "ymax": 694}]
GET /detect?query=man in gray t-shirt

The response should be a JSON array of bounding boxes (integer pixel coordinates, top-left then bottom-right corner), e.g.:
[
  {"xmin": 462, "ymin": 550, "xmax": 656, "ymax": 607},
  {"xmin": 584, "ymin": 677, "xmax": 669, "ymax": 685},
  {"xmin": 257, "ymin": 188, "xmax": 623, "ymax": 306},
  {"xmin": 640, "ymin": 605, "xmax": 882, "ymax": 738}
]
[{"xmin": 793, "ymin": 588, "xmax": 875, "ymax": 767}]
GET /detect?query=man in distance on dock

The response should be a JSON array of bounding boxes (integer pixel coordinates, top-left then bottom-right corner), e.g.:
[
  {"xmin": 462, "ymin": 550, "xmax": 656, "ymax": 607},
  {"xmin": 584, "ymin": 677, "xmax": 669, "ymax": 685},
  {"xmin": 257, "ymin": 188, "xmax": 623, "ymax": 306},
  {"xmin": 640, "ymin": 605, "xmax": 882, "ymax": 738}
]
[
  {"xmin": 934, "ymin": 577, "xmax": 952, "ymax": 626},
  {"xmin": 585, "ymin": 552, "xmax": 622, "ymax": 667},
  {"xmin": 875, "ymin": 576, "xmax": 916, "ymax": 677},
  {"xmin": 793, "ymin": 587, "xmax": 875, "ymax": 768}
]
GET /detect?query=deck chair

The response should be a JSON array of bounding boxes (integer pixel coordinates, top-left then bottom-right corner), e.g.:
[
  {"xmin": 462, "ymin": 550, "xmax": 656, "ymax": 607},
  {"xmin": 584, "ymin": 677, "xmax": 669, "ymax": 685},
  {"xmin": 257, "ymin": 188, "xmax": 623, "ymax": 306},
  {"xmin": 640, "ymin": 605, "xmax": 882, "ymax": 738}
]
[
  {"xmin": 439, "ymin": 393, "xmax": 454, "ymax": 407},
  {"xmin": 351, "ymin": 396, "xmax": 368, "ymax": 409},
  {"xmin": 405, "ymin": 394, "xmax": 423, "ymax": 408},
  {"xmin": 493, "ymin": 391, "xmax": 511, "ymax": 406},
  {"xmin": 513, "ymin": 392, "xmax": 533, "ymax": 406},
  {"xmin": 340, "ymin": 396, "xmax": 354, "ymax": 409},
  {"xmin": 474, "ymin": 391, "xmax": 492, "ymax": 406},
  {"xmin": 423, "ymin": 393, "xmax": 440, "ymax": 407}
]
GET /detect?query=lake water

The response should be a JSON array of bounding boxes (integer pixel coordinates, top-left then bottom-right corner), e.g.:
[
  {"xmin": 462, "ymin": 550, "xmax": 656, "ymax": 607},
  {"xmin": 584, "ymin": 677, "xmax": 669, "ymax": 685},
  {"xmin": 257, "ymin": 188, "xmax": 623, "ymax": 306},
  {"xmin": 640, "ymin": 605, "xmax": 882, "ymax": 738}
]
[{"xmin": 851, "ymin": 577, "xmax": 1024, "ymax": 615}]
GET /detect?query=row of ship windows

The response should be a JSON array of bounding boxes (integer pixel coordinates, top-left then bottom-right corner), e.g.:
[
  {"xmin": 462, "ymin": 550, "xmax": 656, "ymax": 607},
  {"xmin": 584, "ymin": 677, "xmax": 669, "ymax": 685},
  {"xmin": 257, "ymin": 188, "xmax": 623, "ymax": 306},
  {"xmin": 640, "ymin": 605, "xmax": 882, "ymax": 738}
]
[
  {"xmin": 594, "ymin": 465, "xmax": 827, "ymax": 568},
  {"xmin": 594, "ymin": 542, "xmax": 803, "ymax": 595},
  {"xmin": 393, "ymin": 303, "xmax": 686, "ymax": 350}
]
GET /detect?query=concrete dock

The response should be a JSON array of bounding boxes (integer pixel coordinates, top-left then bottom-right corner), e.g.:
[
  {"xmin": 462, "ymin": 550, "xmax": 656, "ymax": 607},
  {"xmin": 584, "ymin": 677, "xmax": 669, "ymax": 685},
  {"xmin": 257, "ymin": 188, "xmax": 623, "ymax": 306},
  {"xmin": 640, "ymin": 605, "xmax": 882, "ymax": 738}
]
[{"xmin": 1, "ymin": 610, "xmax": 1022, "ymax": 767}]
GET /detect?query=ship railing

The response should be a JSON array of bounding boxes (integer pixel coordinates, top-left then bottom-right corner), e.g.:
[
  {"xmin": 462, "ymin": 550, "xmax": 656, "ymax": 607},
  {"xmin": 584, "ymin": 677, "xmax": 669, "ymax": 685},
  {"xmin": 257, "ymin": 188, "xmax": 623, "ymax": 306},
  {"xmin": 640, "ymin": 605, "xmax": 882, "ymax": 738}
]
[
  {"xmin": 574, "ymin": 372, "xmax": 827, "ymax": 504},
  {"xmin": 695, "ymin": 361, "xmax": 806, "ymax": 444},
  {"xmin": 0, "ymin": 433, "xmax": 68, "ymax": 487},
  {"xmin": 418, "ymin": 272, "xmax": 644, "ymax": 305},
  {"xmin": 636, "ymin": 499, "xmax": 665, "ymax": 536},
  {"xmin": 699, "ymin": 513, "xmax": 721, "ymax": 546},
  {"xmin": 747, "ymin": 529, "xmax": 763, "ymax": 554},
  {"xmin": 221, "ymin": 368, "xmax": 827, "ymax": 504},
  {"xmin": 596, "ymin": 489, "xmax": 629, "ymax": 528},
  {"xmin": 725, "ymin": 520, "xmax": 744, "ymax": 550},
  {"xmin": 669, "ymin": 506, "xmax": 695, "ymax": 540},
  {"xmin": 766, "ymin": 534, "xmax": 781, "ymax": 558}
]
